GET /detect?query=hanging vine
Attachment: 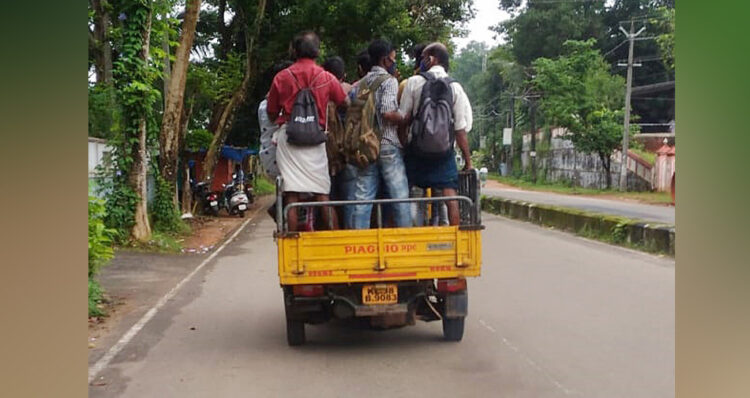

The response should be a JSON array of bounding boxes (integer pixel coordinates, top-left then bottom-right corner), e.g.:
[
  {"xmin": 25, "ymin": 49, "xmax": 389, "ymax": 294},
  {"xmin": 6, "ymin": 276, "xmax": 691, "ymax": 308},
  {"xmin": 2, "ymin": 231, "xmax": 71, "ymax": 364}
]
[{"xmin": 99, "ymin": 0, "xmax": 161, "ymax": 242}]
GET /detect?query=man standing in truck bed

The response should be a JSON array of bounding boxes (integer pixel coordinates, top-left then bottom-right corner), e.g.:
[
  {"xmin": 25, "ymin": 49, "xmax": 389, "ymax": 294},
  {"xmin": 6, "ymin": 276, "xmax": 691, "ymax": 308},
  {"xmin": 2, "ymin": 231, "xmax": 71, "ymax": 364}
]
[
  {"xmin": 398, "ymin": 42, "xmax": 473, "ymax": 225},
  {"xmin": 267, "ymin": 31, "xmax": 348, "ymax": 231}
]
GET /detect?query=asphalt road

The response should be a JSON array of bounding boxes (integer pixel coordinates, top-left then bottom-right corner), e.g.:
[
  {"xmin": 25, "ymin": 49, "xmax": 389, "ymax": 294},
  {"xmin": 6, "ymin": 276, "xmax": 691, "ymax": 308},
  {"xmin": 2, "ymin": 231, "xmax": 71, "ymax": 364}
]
[
  {"xmin": 90, "ymin": 213, "xmax": 674, "ymax": 398},
  {"xmin": 483, "ymin": 186, "xmax": 675, "ymax": 224}
]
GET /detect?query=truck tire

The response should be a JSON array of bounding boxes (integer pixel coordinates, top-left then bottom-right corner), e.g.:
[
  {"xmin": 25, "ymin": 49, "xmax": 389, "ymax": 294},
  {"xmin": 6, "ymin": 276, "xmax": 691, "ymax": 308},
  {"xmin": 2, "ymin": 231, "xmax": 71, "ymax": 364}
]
[
  {"xmin": 442, "ymin": 317, "xmax": 465, "ymax": 342},
  {"xmin": 286, "ymin": 317, "xmax": 305, "ymax": 346}
]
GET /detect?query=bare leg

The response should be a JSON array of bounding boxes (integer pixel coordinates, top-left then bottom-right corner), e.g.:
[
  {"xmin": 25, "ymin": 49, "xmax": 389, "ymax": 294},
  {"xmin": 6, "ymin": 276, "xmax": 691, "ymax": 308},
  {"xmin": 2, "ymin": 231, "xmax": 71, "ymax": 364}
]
[
  {"xmin": 441, "ymin": 188, "xmax": 460, "ymax": 226},
  {"xmin": 285, "ymin": 192, "xmax": 300, "ymax": 231},
  {"xmin": 315, "ymin": 194, "xmax": 339, "ymax": 230}
]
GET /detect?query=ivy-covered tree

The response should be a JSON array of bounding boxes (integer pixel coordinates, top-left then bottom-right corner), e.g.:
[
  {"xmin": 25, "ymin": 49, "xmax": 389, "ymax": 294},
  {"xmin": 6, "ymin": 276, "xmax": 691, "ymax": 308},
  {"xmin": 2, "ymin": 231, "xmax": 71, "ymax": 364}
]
[
  {"xmin": 107, "ymin": 0, "xmax": 161, "ymax": 241},
  {"xmin": 532, "ymin": 39, "xmax": 625, "ymax": 188}
]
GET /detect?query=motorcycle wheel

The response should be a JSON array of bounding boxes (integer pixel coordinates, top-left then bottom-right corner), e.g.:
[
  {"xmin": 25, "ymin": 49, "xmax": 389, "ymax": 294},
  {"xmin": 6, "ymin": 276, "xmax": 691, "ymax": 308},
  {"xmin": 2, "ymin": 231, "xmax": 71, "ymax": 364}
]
[{"xmin": 239, "ymin": 210, "xmax": 245, "ymax": 218}]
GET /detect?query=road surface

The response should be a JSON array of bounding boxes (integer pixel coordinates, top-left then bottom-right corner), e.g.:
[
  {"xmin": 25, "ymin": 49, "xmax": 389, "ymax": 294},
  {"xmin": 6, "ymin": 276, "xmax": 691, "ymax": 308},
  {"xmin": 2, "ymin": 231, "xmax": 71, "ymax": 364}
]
[
  {"xmin": 90, "ymin": 212, "xmax": 674, "ymax": 398},
  {"xmin": 483, "ymin": 186, "xmax": 675, "ymax": 224}
]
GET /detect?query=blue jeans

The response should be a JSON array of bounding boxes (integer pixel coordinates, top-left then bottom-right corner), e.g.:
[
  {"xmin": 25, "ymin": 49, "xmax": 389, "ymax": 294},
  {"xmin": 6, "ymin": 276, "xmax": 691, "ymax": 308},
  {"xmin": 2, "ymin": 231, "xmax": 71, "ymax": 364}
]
[
  {"xmin": 350, "ymin": 144, "xmax": 411, "ymax": 229},
  {"xmin": 337, "ymin": 164, "xmax": 358, "ymax": 227}
]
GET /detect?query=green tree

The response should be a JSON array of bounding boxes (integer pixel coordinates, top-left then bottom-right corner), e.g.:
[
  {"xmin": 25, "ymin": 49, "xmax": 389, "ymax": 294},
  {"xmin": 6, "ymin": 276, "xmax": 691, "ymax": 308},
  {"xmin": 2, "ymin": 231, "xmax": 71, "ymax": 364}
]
[
  {"xmin": 495, "ymin": 0, "xmax": 607, "ymax": 66},
  {"xmin": 159, "ymin": 0, "xmax": 202, "ymax": 210},
  {"xmin": 532, "ymin": 40, "xmax": 625, "ymax": 188},
  {"xmin": 652, "ymin": 6, "xmax": 674, "ymax": 72}
]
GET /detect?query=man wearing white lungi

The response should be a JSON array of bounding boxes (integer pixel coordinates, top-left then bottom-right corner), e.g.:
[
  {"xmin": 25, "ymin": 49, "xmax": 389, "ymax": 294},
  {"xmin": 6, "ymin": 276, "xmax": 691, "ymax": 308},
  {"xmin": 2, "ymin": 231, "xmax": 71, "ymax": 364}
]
[{"xmin": 267, "ymin": 31, "xmax": 347, "ymax": 231}]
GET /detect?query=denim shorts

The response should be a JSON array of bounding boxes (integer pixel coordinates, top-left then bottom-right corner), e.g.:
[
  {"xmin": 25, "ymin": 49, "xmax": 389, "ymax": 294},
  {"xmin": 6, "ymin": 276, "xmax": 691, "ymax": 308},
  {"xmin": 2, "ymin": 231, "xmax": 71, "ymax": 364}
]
[{"xmin": 405, "ymin": 150, "xmax": 459, "ymax": 190}]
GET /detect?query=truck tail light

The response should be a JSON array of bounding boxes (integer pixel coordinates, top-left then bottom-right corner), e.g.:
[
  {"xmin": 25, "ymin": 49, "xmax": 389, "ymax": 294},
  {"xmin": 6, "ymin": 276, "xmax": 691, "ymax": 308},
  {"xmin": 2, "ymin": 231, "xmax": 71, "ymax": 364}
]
[
  {"xmin": 293, "ymin": 285, "xmax": 325, "ymax": 297},
  {"xmin": 437, "ymin": 278, "xmax": 467, "ymax": 293}
]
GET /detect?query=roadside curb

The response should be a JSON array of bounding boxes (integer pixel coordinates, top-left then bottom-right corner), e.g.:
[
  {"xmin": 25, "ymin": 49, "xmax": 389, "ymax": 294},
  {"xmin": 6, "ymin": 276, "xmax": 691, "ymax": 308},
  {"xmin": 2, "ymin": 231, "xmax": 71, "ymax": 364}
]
[{"xmin": 481, "ymin": 196, "xmax": 675, "ymax": 256}]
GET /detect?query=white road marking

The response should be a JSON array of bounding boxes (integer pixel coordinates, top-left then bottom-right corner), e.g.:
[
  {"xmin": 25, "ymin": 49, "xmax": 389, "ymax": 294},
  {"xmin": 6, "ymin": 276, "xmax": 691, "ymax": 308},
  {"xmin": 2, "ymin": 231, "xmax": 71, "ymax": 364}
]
[
  {"xmin": 88, "ymin": 215, "xmax": 256, "ymax": 384},
  {"xmin": 478, "ymin": 319, "xmax": 578, "ymax": 396},
  {"xmin": 479, "ymin": 319, "xmax": 496, "ymax": 333}
]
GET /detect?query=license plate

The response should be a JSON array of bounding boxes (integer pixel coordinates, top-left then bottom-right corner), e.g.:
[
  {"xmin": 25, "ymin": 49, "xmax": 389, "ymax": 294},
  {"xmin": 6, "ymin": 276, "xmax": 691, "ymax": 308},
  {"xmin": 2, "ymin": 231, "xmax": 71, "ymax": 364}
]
[
  {"xmin": 238, "ymin": 204, "xmax": 247, "ymax": 210},
  {"xmin": 362, "ymin": 284, "xmax": 398, "ymax": 305},
  {"xmin": 210, "ymin": 201, "xmax": 218, "ymax": 206}
]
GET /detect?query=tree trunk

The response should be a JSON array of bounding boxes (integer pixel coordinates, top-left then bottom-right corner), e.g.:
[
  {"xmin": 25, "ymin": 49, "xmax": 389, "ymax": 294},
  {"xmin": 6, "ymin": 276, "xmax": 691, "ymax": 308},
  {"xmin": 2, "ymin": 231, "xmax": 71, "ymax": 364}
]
[
  {"xmin": 130, "ymin": 6, "xmax": 154, "ymax": 242},
  {"xmin": 179, "ymin": 97, "xmax": 195, "ymax": 212},
  {"xmin": 600, "ymin": 152, "xmax": 612, "ymax": 189},
  {"xmin": 90, "ymin": 0, "xmax": 113, "ymax": 84},
  {"xmin": 159, "ymin": 0, "xmax": 202, "ymax": 207},
  {"xmin": 162, "ymin": 28, "xmax": 171, "ymax": 108},
  {"xmin": 203, "ymin": 0, "xmax": 267, "ymax": 181},
  {"xmin": 206, "ymin": 0, "xmax": 234, "ymax": 133},
  {"xmin": 217, "ymin": 0, "xmax": 232, "ymax": 60}
]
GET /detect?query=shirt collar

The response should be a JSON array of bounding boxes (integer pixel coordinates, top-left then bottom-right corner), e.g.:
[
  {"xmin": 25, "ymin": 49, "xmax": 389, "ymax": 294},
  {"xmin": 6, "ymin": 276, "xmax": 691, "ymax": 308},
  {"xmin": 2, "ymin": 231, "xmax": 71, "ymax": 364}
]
[
  {"xmin": 370, "ymin": 65, "xmax": 388, "ymax": 74},
  {"xmin": 295, "ymin": 58, "xmax": 316, "ymax": 65},
  {"xmin": 428, "ymin": 65, "xmax": 447, "ymax": 76}
]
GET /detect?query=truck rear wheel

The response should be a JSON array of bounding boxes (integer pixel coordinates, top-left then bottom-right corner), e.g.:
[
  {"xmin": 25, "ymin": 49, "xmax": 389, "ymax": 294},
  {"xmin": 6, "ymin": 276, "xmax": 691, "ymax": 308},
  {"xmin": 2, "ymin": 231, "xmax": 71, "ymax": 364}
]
[
  {"xmin": 442, "ymin": 317, "xmax": 465, "ymax": 341},
  {"xmin": 286, "ymin": 317, "xmax": 305, "ymax": 346}
]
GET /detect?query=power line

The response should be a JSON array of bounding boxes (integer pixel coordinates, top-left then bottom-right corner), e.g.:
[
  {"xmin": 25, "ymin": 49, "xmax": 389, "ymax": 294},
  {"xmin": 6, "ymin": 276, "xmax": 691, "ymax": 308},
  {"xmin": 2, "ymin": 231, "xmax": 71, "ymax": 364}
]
[
  {"xmin": 603, "ymin": 40, "xmax": 628, "ymax": 57},
  {"xmin": 619, "ymin": 15, "xmax": 671, "ymax": 25}
]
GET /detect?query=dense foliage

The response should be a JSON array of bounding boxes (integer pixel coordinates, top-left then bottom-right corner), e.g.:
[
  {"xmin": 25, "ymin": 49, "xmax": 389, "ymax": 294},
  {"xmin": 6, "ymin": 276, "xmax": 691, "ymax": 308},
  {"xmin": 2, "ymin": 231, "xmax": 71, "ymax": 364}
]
[
  {"xmin": 533, "ymin": 40, "xmax": 626, "ymax": 188},
  {"xmin": 88, "ymin": 196, "xmax": 116, "ymax": 317},
  {"xmin": 450, "ymin": 0, "xmax": 674, "ymax": 181},
  {"xmin": 89, "ymin": 0, "xmax": 476, "ymax": 241}
]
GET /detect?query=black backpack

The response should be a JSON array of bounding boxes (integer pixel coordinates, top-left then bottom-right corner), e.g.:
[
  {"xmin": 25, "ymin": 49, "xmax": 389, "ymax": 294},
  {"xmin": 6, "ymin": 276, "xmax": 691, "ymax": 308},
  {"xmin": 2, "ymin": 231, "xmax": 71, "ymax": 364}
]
[
  {"xmin": 409, "ymin": 72, "xmax": 455, "ymax": 158},
  {"xmin": 285, "ymin": 69, "xmax": 327, "ymax": 146}
]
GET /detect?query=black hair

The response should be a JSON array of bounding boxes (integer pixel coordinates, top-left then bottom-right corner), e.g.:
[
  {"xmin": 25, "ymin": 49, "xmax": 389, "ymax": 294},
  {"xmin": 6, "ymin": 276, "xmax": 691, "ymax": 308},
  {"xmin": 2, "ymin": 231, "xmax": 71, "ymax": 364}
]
[
  {"xmin": 425, "ymin": 43, "xmax": 450, "ymax": 71},
  {"xmin": 411, "ymin": 43, "xmax": 427, "ymax": 70},
  {"xmin": 293, "ymin": 31, "xmax": 320, "ymax": 59},
  {"xmin": 272, "ymin": 60, "xmax": 293, "ymax": 77},
  {"xmin": 322, "ymin": 56, "xmax": 346, "ymax": 80},
  {"xmin": 356, "ymin": 49, "xmax": 371, "ymax": 74},
  {"xmin": 367, "ymin": 39, "xmax": 392, "ymax": 66}
]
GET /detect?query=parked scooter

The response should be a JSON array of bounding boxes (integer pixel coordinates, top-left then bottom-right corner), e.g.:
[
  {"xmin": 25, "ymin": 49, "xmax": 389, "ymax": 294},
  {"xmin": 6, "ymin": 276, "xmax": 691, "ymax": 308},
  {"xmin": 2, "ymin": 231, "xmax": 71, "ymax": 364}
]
[
  {"xmin": 222, "ymin": 173, "xmax": 250, "ymax": 218},
  {"xmin": 191, "ymin": 179, "xmax": 220, "ymax": 216}
]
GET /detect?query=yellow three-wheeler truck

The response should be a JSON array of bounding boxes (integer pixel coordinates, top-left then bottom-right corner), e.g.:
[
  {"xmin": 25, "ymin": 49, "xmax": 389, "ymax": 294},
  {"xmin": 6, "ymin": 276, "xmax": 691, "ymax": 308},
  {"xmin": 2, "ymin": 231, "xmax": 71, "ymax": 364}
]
[{"xmin": 274, "ymin": 171, "xmax": 483, "ymax": 345}]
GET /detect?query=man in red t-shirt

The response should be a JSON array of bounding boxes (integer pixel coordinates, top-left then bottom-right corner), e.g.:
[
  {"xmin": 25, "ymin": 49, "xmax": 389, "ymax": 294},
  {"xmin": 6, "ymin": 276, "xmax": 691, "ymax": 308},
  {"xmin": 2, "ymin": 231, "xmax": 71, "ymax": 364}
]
[{"xmin": 267, "ymin": 31, "xmax": 347, "ymax": 231}]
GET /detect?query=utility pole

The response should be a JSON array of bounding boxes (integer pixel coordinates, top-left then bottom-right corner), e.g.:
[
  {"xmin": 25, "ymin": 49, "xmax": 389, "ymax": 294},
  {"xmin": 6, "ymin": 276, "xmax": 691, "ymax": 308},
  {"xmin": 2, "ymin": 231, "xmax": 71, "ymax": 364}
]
[
  {"xmin": 507, "ymin": 96, "xmax": 515, "ymax": 176},
  {"xmin": 618, "ymin": 21, "xmax": 646, "ymax": 191},
  {"xmin": 529, "ymin": 97, "xmax": 537, "ymax": 183}
]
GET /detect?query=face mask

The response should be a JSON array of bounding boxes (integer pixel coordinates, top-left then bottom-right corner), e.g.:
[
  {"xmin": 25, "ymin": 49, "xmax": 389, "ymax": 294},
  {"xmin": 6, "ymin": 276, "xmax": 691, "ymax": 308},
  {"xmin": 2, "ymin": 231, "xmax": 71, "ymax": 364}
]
[
  {"xmin": 419, "ymin": 59, "xmax": 430, "ymax": 72},
  {"xmin": 387, "ymin": 61, "xmax": 397, "ymax": 75}
]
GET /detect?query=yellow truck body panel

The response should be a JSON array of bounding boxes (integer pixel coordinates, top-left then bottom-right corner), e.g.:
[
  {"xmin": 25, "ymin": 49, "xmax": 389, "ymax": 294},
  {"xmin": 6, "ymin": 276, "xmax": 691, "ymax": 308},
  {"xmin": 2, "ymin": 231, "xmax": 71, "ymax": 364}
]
[{"xmin": 277, "ymin": 226, "xmax": 482, "ymax": 285}]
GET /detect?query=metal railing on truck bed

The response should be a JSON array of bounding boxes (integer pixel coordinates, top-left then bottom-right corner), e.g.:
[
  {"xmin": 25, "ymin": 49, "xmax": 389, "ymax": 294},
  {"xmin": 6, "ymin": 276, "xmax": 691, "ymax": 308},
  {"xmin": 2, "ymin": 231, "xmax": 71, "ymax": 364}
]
[
  {"xmin": 275, "ymin": 169, "xmax": 482, "ymax": 233},
  {"xmin": 274, "ymin": 170, "xmax": 483, "ymax": 285}
]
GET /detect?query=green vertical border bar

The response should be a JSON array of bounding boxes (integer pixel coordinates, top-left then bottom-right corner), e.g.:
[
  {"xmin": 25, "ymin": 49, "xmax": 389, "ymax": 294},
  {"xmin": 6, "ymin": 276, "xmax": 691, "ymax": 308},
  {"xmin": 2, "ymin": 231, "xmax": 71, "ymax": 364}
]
[
  {"xmin": 678, "ymin": 1, "xmax": 750, "ymax": 398},
  {"xmin": 0, "ymin": 1, "xmax": 87, "ymax": 397}
]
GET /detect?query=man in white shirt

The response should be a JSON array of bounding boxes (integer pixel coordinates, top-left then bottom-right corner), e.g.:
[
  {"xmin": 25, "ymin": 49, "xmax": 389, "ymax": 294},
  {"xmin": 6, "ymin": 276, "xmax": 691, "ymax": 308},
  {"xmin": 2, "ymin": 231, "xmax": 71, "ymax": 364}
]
[{"xmin": 397, "ymin": 42, "xmax": 473, "ymax": 225}]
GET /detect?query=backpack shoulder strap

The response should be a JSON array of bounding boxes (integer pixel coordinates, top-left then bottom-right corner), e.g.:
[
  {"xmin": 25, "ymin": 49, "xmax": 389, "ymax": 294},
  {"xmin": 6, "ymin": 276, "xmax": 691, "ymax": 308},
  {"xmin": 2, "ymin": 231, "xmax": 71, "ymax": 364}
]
[
  {"xmin": 309, "ymin": 71, "xmax": 328, "ymax": 89},
  {"xmin": 286, "ymin": 69, "xmax": 303, "ymax": 90},
  {"xmin": 439, "ymin": 76, "xmax": 455, "ymax": 85},
  {"xmin": 369, "ymin": 74, "xmax": 392, "ymax": 93},
  {"xmin": 418, "ymin": 72, "xmax": 436, "ymax": 82}
]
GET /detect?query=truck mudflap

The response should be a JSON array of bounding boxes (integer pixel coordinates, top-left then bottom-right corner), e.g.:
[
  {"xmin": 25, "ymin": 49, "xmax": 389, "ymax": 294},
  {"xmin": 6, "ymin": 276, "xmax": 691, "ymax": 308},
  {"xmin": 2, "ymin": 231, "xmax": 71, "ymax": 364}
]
[{"xmin": 444, "ymin": 291, "xmax": 468, "ymax": 318}]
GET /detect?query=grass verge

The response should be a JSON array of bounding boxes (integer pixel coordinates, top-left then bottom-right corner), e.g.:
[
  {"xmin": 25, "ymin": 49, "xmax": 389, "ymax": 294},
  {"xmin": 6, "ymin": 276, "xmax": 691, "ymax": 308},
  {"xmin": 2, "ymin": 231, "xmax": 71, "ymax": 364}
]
[
  {"xmin": 125, "ymin": 230, "xmax": 186, "ymax": 253},
  {"xmin": 88, "ymin": 279, "xmax": 107, "ymax": 318},
  {"xmin": 481, "ymin": 195, "xmax": 675, "ymax": 256},
  {"xmin": 254, "ymin": 174, "xmax": 275, "ymax": 195},
  {"xmin": 488, "ymin": 173, "xmax": 673, "ymax": 205}
]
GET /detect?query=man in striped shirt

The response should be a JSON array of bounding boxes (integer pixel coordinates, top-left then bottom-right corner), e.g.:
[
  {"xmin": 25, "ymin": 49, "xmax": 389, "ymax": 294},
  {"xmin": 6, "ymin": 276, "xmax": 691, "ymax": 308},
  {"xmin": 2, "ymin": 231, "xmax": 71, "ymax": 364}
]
[{"xmin": 348, "ymin": 39, "xmax": 411, "ymax": 229}]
